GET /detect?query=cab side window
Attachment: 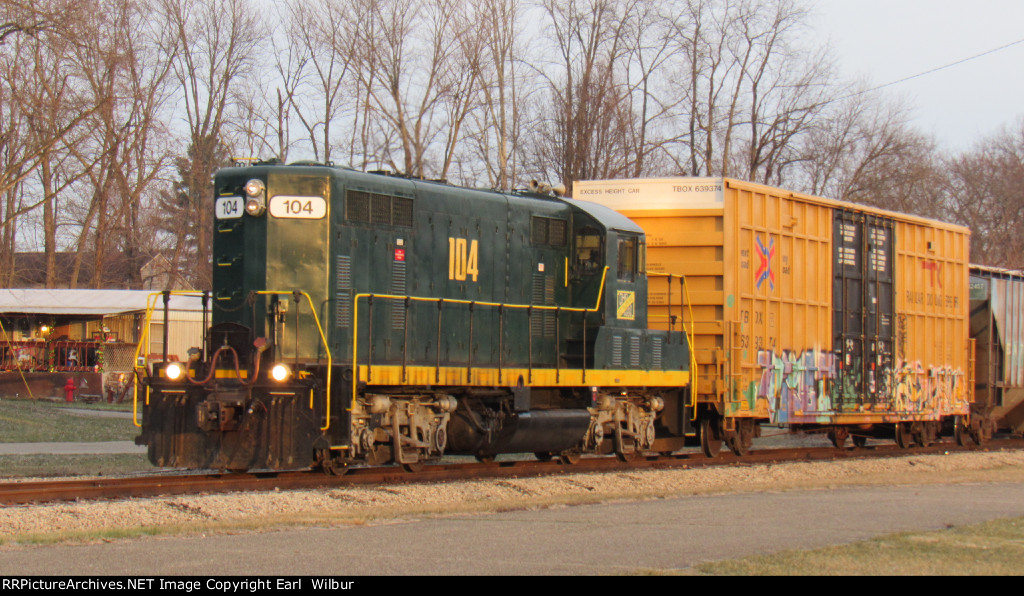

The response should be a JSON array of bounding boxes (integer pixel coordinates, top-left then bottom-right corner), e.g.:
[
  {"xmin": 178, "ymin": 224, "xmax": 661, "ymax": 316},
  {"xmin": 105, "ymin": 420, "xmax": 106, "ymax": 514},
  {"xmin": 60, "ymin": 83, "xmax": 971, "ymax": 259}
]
[
  {"xmin": 617, "ymin": 236, "xmax": 637, "ymax": 282},
  {"xmin": 575, "ymin": 229, "xmax": 603, "ymax": 275}
]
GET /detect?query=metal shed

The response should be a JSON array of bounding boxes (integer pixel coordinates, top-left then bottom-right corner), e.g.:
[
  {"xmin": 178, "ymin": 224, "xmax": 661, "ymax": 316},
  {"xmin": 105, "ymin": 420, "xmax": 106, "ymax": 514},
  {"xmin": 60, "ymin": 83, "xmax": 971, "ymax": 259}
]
[{"xmin": 0, "ymin": 289, "xmax": 204, "ymax": 401}]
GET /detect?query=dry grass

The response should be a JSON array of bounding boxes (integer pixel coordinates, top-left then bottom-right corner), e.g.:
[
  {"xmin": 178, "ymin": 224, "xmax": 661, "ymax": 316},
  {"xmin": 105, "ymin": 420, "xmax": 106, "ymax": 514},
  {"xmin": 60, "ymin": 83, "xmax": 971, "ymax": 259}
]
[{"xmin": 694, "ymin": 516, "xmax": 1024, "ymax": 575}]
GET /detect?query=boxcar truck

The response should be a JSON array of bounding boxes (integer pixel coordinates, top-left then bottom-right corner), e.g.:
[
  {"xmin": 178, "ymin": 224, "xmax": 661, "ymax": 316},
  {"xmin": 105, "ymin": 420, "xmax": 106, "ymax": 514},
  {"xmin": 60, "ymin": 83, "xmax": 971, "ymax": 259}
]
[{"xmin": 575, "ymin": 177, "xmax": 983, "ymax": 454}]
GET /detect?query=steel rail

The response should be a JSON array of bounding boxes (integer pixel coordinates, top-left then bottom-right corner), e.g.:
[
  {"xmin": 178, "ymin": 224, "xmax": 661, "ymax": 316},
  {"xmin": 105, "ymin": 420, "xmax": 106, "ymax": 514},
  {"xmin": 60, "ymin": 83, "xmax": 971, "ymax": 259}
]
[{"xmin": 2, "ymin": 438, "xmax": 1021, "ymax": 506}]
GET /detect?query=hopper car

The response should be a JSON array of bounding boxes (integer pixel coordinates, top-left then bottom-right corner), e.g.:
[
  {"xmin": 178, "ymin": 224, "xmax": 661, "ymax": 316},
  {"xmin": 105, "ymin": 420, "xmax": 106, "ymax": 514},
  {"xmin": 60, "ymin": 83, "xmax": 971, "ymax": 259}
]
[
  {"xmin": 134, "ymin": 169, "xmax": 995, "ymax": 473},
  {"xmin": 969, "ymin": 265, "xmax": 1024, "ymax": 437}
]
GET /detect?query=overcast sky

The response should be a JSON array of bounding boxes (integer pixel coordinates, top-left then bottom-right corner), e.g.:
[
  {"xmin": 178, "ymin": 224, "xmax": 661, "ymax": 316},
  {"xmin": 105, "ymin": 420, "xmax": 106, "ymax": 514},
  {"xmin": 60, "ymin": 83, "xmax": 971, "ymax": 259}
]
[{"xmin": 810, "ymin": 0, "xmax": 1024, "ymax": 151}]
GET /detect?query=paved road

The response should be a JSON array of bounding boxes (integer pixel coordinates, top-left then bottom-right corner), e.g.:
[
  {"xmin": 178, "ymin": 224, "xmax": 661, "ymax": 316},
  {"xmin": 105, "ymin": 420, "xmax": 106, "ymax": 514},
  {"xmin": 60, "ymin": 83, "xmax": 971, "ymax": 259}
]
[{"xmin": 2, "ymin": 481, "xmax": 1023, "ymax": 575}]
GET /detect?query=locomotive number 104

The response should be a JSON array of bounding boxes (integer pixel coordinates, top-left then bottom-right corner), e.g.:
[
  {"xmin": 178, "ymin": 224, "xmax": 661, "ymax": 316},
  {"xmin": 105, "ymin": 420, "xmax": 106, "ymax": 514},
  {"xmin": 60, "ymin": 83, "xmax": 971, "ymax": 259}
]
[{"xmin": 448, "ymin": 237, "xmax": 480, "ymax": 282}]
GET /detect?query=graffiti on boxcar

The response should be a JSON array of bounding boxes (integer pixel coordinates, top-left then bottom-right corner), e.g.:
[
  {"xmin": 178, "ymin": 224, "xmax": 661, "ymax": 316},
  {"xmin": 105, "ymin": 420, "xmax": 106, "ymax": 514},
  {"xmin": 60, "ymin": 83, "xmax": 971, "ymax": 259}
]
[
  {"xmin": 892, "ymin": 360, "xmax": 965, "ymax": 413},
  {"xmin": 752, "ymin": 348, "xmax": 838, "ymax": 423},
  {"xmin": 892, "ymin": 360, "xmax": 924, "ymax": 411}
]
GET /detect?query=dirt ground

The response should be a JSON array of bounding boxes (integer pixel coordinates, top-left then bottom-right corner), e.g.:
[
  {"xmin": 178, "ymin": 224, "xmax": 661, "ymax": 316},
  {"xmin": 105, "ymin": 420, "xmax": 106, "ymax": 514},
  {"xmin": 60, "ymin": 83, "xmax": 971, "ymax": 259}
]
[{"xmin": 3, "ymin": 449, "xmax": 1024, "ymax": 544}]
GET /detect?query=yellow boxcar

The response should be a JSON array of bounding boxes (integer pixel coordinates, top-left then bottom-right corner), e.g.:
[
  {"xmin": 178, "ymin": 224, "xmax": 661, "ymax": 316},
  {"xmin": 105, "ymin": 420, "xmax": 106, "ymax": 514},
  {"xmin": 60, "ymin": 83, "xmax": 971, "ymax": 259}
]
[{"xmin": 575, "ymin": 177, "xmax": 973, "ymax": 448}]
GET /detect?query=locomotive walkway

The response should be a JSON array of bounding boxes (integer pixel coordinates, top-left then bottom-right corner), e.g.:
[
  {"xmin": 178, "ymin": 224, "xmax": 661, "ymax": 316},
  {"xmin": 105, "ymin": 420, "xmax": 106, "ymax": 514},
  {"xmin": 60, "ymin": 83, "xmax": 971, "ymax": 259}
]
[{"xmin": 2, "ymin": 480, "xmax": 1023, "ymax": 574}]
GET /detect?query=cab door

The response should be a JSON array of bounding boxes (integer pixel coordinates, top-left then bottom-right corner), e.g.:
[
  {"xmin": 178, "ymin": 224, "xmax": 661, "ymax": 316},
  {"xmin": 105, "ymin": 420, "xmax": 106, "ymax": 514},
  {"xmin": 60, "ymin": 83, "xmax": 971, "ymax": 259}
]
[{"xmin": 611, "ymin": 232, "xmax": 644, "ymax": 329}]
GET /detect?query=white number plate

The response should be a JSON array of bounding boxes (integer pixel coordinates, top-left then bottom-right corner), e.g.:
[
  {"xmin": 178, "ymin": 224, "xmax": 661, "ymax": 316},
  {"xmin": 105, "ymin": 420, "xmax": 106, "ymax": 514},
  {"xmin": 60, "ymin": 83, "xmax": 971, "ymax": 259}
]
[
  {"xmin": 269, "ymin": 196, "xmax": 327, "ymax": 219},
  {"xmin": 215, "ymin": 196, "xmax": 243, "ymax": 219}
]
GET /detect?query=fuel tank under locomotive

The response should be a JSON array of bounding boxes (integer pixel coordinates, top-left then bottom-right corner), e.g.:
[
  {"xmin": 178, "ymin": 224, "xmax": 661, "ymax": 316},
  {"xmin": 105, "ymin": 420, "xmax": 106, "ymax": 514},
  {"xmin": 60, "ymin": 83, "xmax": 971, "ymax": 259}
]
[{"xmin": 445, "ymin": 399, "xmax": 593, "ymax": 459}]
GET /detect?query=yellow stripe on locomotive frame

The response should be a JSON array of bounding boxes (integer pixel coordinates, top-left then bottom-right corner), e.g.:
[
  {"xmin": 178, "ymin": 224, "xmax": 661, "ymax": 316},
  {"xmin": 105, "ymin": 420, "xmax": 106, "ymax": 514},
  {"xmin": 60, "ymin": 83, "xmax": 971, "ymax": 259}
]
[{"xmin": 350, "ymin": 266, "xmax": 693, "ymax": 411}]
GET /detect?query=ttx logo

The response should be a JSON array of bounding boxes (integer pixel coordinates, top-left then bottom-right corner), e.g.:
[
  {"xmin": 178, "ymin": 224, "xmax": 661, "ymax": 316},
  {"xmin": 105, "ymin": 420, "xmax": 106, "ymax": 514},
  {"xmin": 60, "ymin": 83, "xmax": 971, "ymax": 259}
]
[{"xmin": 922, "ymin": 260, "xmax": 942, "ymax": 287}]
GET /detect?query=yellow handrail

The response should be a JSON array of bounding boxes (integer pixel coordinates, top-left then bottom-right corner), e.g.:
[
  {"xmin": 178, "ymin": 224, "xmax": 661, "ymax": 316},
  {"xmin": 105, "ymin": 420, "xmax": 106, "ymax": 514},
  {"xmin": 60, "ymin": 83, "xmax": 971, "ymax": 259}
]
[
  {"xmin": 646, "ymin": 272, "xmax": 699, "ymax": 420},
  {"xmin": 255, "ymin": 291, "xmax": 333, "ymax": 430},
  {"xmin": 350, "ymin": 267, "xmax": 610, "ymax": 410},
  {"xmin": 131, "ymin": 290, "xmax": 333, "ymax": 431},
  {"xmin": 132, "ymin": 291, "xmax": 207, "ymax": 427}
]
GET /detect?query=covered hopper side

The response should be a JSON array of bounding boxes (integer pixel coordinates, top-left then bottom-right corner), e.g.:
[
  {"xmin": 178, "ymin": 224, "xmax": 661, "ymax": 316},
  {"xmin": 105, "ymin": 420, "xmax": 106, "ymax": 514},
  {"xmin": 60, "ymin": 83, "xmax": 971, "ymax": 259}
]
[
  {"xmin": 575, "ymin": 177, "xmax": 973, "ymax": 441},
  {"xmin": 970, "ymin": 265, "xmax": 1024, "ymax": 435}
]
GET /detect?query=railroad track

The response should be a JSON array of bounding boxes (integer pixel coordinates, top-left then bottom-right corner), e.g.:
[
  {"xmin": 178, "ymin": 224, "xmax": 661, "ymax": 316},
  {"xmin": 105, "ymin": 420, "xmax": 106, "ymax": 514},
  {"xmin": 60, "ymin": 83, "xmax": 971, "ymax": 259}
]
[{"xmin": 3, "ymin": 438, "xmax": 1022, "ymax": 506}]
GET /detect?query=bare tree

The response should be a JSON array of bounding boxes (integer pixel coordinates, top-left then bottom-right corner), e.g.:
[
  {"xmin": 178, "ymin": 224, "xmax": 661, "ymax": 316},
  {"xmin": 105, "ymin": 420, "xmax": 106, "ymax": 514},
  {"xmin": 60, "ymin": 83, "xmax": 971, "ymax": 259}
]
[
  {"xmin": 533, "ymin": 0, "xmax": 638, "ymax": 193},
  {"xmin": 0, "ymin": 0, "xmax": 68, "ymax": 44},
  {"xmin": 353, "ymin": 0, "xmax": 480, "ymax": 179},
  {"xmin": 729, "ymin": 0, "xmax": 832, "ymax": 184},
  {"xmin": 258, "ymin": 0, "xmax": 358, "ymax": 165},
  {"xmin": 663, "ymin": 0, "xmax": 832, "ymax": 181},
  {"xmin": 945, "ymin": 119, "xmax": 1024, "ymax": 269},
  {"xmin": 461, "ymin": 0, "xmax": 526, "ymax": 189},
  {"xmin": 618, "ymin": 0, "xmax": 686, "ymax": 178},
  {"xmin": 159, "ymin": 0, "xmax": 262, "ymax": 290},
  {"xmin": 0, "ymin": 0, "xmax": 95, "ymax": 286},
  {"xmin": 796, "ymin": 88, "xmax": 943, "ymax": 218}
]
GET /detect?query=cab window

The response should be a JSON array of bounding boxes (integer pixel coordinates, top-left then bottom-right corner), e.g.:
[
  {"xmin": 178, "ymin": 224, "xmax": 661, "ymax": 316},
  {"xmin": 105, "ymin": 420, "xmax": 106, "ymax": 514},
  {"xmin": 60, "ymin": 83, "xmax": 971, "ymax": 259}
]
[
  {"xmin": 575, "ymin": 229, "xmax": 603, "ymax": 275},
  {"xmin": 617, "ymin": 236, "xmax": 638, "ymax": 282}
]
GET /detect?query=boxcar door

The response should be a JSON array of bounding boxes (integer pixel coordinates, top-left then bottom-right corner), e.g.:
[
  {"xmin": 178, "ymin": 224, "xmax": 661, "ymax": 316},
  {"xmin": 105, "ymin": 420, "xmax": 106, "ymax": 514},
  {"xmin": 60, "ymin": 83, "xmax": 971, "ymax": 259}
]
[
  {"xmin": 833, "ymin": 210, "xmax": 864, "ymax": 410},
  {"xmin": 832, "ymin": 210, "xmax": 895, "ymax": 411},
  {"xmin": 863, "ymin": 216, "xmax": 895, "ymax": 406}
]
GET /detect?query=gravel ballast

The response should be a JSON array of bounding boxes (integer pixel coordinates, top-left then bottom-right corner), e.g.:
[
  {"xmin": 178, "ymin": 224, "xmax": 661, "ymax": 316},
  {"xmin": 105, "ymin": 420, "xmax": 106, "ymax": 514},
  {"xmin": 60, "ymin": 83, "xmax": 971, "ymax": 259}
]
[{"xmin": 2, "ymin": 450, "xmax": 1024, "ymax": 544}]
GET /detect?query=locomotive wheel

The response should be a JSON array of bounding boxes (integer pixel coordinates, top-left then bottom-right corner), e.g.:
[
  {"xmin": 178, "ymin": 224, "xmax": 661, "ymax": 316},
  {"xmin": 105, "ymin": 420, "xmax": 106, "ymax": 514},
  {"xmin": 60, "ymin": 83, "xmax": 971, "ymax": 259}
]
[
  {"xmin": 615, "ymin": 437, "xmax": 643, "ymax": 462},
  {"xmin": 401, "ymin": 461, "xmax": 425, "ymax": 473},
  {"xmin": 700, "ymin": 417, "xmax": 722, "ymax": 458},
  {"xmin": 365, "ymin": 444, "xmax": 393, "ymax": 466},
  {"xmin": 827, "ymin": 426, "xmax": 850, "ymax": 449},
  {"xmin": 322, "ymin": 460, "xmax": 349, "ymax": 476},
  {"xmin": 559, "ymin": 449, "xmax": 582, "ymax": 465},
  {"xmin": 316, "ymin": 449, "xmax": 349, "ymax": 476},
  {"xmin": 895, "ymin": 422, "xmax": 914, "ymax": 449}
]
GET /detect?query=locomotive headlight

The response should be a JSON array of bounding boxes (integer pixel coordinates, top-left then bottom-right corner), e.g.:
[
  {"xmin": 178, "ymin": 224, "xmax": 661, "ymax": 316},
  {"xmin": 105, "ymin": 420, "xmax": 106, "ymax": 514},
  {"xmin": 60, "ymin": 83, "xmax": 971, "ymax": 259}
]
[
  {"xmin": 165, "ymin": 362, "xmax": 185, "ymax": 381},
  {"xmin": 244, "ymin": 178, "xmax": 265, "ymax": 198},
  {"xmin": 270, "ymin": 363, "xmax": 292, "ymax": 382},
  {"xmin": 245, "ymin": 197, "xmax": 266, "ymax": 216},
  {"xmin": 244, "ymin": 179, "xmax": 266, "ymax": 216}
]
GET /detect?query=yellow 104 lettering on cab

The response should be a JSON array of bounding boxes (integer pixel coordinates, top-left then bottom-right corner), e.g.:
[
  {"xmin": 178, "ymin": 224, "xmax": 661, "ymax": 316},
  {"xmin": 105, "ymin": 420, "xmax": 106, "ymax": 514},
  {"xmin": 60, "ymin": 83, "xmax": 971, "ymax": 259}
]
[{"xmin": 448, "ymin": 237, "xmax": 479, "ymax": 282}]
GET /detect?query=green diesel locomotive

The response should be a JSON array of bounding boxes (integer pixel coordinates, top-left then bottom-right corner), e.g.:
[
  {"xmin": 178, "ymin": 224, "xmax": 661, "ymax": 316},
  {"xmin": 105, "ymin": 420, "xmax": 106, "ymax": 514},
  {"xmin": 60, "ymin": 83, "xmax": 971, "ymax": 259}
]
[{"xmin": 136, "ymin": 163, "xmax": 695, "ymax": 472}]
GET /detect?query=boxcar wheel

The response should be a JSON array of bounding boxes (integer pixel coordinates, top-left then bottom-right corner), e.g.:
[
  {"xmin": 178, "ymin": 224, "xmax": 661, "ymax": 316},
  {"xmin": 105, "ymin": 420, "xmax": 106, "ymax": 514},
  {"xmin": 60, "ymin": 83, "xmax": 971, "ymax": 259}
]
[
  {"xmin": 895, "ymin": 422, "xmax": 914, "ymax": 449},
  {"xmin": 534, "ymin": 451, "xmax": 554, "ymax": 462},
  {"xmin": 700, "ymin": 417, "xmax": 722, "ymax": 457},
  {"xmin": 827, "ymin": 426, "xmax": 849, "ymax": 449},
  {"xmin": 955, "ymin": 415, "xmax": 978, "ymax": 446},
  {"xmin": 726, "ymin": 419, "xmax": 754, "ymax": 456},
  {"xmin": 913, "ymin": 422, "xmax": 937, "ymax": 447}
]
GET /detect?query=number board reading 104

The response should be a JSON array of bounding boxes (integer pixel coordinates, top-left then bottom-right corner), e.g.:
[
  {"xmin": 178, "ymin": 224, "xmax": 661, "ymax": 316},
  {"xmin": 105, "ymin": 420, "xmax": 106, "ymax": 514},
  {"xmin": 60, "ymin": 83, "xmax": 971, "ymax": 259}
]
[
  {"xmin": 269, "ymin": 196, "xmax": 328, "ymax": 219},
  {"xmin": 215, "ymin": 196, "xmax": 243, "ymax": 219}
]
